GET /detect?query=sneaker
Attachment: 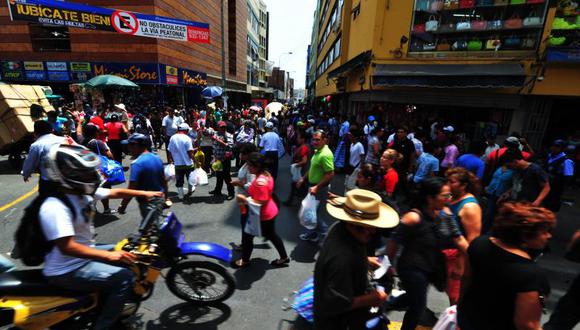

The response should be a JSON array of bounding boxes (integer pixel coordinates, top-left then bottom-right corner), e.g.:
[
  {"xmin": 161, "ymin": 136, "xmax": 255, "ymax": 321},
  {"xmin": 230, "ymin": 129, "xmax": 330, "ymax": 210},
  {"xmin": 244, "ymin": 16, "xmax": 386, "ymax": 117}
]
[
  {"xmin": 102, "ymin": 209, "xmax": 117, "ymax": 215},
  {"xmin": 299, "ymin": 233, "xmax": 319, "ymax": 242}
]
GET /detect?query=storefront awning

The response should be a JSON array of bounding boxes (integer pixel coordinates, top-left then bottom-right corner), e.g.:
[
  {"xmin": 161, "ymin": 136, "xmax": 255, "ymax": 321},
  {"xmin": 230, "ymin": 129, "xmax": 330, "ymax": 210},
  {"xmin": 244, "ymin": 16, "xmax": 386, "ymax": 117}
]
[
  {"xmin": 328, "ymin": 50, "xmax": 372, "ymax": 79},
  {"xmin": 372, "ymin": 64, "xmax": 526, "ymax": 88}
]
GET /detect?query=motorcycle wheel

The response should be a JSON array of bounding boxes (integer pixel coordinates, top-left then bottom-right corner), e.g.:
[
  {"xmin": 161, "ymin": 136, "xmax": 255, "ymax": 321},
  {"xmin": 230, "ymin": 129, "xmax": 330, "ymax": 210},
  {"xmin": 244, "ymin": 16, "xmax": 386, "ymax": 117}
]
[{"xmin": 166, "ymin": 260, "xmax": 235, "ymax": 305}]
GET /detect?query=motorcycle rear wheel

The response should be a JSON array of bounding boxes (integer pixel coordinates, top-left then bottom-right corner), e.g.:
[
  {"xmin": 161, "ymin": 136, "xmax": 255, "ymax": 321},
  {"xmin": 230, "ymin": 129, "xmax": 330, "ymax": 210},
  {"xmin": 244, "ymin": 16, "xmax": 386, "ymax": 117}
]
[{"xmin": 166, "ymin": 261, "xmax": 235, "ymax": 305}]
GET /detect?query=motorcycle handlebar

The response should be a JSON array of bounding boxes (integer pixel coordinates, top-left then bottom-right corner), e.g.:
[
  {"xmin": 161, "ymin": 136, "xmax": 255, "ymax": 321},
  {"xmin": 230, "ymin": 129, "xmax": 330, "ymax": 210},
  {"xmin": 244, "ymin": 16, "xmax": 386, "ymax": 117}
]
[{"xmin": 139, "ymin": 199, "xmax": 171, "ymax": 233}]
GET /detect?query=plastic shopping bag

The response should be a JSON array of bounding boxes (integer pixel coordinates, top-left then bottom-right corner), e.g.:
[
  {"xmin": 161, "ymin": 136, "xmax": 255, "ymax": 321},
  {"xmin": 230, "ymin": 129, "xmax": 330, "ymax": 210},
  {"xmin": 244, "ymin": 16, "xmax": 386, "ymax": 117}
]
[
  {"xmin": 164, "ymin": 164, "xmax": 175, "ymax": 182},
  {"xmin": 188, "ymin": 171, "xmax": 198, "ymax": 187},
  {"xmin": 195, "ymin": 167, "xmax": 209, "ymax": 186},
  {"xmin": 290, "ymin": 164, "xmax": 302, "ymax": 182},
  {"xmin": 299, "ymin": 194, "xmax": 319, "ymax": 230},
  {"xmin": 244, "ymin": 199, "xmax": 262, "ymax": 237},
  {"xmin": 98, "ymin": 156, "xmax": 125, "ymax": 185},
  {"xmin": 345, "ymin": 167, "xmax": 360, "ymax": 192},
  {"xmin": 433, "ymin": 305, "xmax": 457, "ymax": 330},
  {"xmin": 194, "ymin": 149, "xmax": 205, "ymax": 169},
  {"xmin": 292, "ymin": 277, "xmax": 314, "ymax": 323}
]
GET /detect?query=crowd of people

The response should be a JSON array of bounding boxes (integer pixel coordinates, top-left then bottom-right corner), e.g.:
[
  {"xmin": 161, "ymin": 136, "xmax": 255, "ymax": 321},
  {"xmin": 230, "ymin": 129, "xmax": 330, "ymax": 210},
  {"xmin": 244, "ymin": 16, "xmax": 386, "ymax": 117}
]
[{"xmin": 16, "ymin": 100, "xmax": 580, "ymax": 330}]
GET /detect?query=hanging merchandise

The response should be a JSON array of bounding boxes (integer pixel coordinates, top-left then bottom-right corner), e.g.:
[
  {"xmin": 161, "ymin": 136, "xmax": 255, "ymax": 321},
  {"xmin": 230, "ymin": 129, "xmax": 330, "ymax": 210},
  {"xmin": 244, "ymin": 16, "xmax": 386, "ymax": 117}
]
[
  {"xmin": 467, "ymin": 39, "xmax": 483, "ymax": 51},
  {"xmin": 410, "ymin": 39, "xmax": 425, "ymax": 51},
  {"xmin": 523, "ymin": 12, "xmax": 542, "ymax": 26},
  {"xmin": 522, "ymin": 37, "xmax": 537, "ymax": 49},
  {"xmin": 437, "ymin": 39, "xmax": 451, "ymax": 51},
  {"xmin": 488, "ymin": 17, "xmax": 504, "ymax": 30},
  {"xmin": 504, "ymin": 15, "xmax": 523, "ymax": 29},
  {"xmin": 494, "ymin": 0, "xmax": 509, "ymax": 5},
  {"xmin": 477, "ymin": 0, "xmax": 495, "ymax": 5},
  {"xmin": 510, "ymin": 0, "xmax": 525, "ymax": 4},
  {"xmin": 485, "ymin": 38, "xmax": 502, "ymax": 50},
  {"xmin": 527, "ymin": 0, "xmax": 544, "ymax": 3},
  {"xmin": 471, "ymin": 17, "xmax": 488, "ymax": 30},
  {"xmin": 413, "ymin": 23, "xmax": 426, "ymax": 33},
  {"xmin": 439, "ymin": 22, "xmax": 456, "ymax": 33},
  {"xmin": 426, "ymin": 15, "xmax": 440, "ymax": 32},
  {"xmin": 460, "ymin": 0, "xmax": 476, "ymax": 8},
  {"xmin": 423, "ymin": 41, "xmax": 438, "ymax": 50},
  {"xmin": 452, "ymin": 40, "xmax": 468, "ymax": 50},
  {"xmin": 548, "ymin": 36, "xmax": 566, "ymax": 46},
  {"xmin": 416, "ymin": 0, "xmax": 430, "ymax": 11},
  {"xmin": 504, "ymin": 36, "xmax": 522, "ymax": 48},
  {"xmin": 444, "ymin": 0, "xmax": 460, "ymax": 9},
  {"xmin": 431, "ymin": 0, "xmax": 444, "ymax": 11},
  {"xmin": 457, "ymin": 19, "xmax": 472, "ymax": 31}
]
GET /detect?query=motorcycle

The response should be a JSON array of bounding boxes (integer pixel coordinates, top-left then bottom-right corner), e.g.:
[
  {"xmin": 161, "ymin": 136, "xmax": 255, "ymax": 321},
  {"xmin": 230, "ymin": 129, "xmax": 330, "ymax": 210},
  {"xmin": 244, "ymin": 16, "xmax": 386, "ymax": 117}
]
[{"xmin": 0, "ymin": 201, "xmax": 236, "ymax": 329}]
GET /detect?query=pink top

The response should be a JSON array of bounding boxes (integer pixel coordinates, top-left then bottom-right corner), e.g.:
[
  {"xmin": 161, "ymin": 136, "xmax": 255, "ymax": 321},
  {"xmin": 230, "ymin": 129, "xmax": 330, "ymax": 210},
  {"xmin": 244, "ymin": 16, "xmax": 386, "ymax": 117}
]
[
  {"xmin": 441, "ymin": 144, "xmax": 459, "ymax": 168},
  {"xmin": 248, "ymin": 174, "xmax": 278, "ymax": 221}
]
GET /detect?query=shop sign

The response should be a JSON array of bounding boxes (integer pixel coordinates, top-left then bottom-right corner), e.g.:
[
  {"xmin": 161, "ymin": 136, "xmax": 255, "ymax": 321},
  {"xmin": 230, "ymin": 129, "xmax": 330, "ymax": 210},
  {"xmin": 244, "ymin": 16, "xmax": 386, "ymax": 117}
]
[
  {"xmin": 179, "ymin": 68, "xmax": 207, "ymax": 87},
  {"xmin": 166, "ymin": 75, "xmax": 178, "ymax": 85},
  {"xmin": 7, "ymin": 0, "xmax": 210, "ymax": 44},
  {"xmin": 23, "ymin": 61, "xmax": 43, "ymax": 71},
  {"xmin": 165, "ymin": 65, "xmax": 178, "ymax": 76},
  {"xmin": 47, "ymin": 71, "xmax": 69, "ymax": 81},
  {"xmin": 92, "ymin": 62, "xmax": 159, "ymax": 84},
  {"xmin": 1, "ymin": 61, "xmax": 23, "ymax": 80},
  {"xmin": 70, "ymin": 62, "xmax": 91, "ymax": 72},
  {"xmin": 547, "ymin": 48, "xmax": 580, "ymax": 63},
  {"xmin": 25, "ymin": 70, "xmax": 45, "ymax": 80},
  {"xmin": 46, "ymin": 61, "xmax": 67, "ymax": 71},
  {"xmin": 70, "ymin": 72, "xmax": 92, "ymax": 81}
]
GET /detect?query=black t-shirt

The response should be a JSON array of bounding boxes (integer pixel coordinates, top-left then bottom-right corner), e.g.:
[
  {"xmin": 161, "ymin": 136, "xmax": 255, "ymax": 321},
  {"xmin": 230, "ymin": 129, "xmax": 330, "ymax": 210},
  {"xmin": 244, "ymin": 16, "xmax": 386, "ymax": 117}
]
[
  {"xmin": 514, "ymin": 163, "xmax": 548, "ymax": 203},
  {"xmin": 458, "ymin": 236, "xmax": 550, "ymax": 330},
  {"xmin": 391, "ymin": 137, "xmax": 416, "ymax": 173},
  {"xmin": 314, "ymin": 222, "xmax": 370, "ymax": 330}
]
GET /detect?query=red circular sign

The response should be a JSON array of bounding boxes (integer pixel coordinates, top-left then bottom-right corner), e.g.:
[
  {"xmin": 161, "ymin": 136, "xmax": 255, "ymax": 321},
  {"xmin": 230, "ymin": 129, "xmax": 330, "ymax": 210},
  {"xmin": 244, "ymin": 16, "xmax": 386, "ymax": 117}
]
[{"xmin": 111, "ymin": 11, "xmax": 139, "ymax": 35}]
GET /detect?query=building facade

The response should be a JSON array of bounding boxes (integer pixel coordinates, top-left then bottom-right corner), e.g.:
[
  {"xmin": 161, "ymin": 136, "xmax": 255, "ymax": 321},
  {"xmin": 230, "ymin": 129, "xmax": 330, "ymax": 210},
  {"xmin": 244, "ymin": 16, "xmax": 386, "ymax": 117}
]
[
  {"xmin": 0, "ymin": 0, "xmax": 249, "ymax": 105},
  {"xmin": 246, "ymin": 0, "xmax": 272, "ymax": 103},
  {"xmin": 313, "ymin": 0, "xmax": 580, "ymax": 148}
]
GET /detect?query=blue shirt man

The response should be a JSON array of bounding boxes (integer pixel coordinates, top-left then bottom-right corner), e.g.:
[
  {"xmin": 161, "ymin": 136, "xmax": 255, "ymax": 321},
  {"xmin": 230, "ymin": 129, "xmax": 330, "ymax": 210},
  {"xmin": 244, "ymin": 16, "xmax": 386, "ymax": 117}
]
[
  {"xmin": 414, "ymin": 151, "xmax": 439, "ymax": 183},
  {"xmin": 456, "ymin": 154, "xmax": 486, "ymax": 179}
]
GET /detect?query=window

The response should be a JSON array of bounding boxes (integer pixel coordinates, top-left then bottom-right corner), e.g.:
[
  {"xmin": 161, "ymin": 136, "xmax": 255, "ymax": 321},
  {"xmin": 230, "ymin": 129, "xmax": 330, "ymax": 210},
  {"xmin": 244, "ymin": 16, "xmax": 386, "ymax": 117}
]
[
  {"xmin": 319, "ymin": 0, "xmax": 330, "ymax": 29},
  {"xmin": 29, "ymin": 24, "xmax": 70, "ymax": 52},
  {"xmin": 316, "ymin": 37, "xmax": 341, "ymax": 77},
  {"xmin": 352, "ymin": 3, "xmax": 360, "ymax": 20},
  {"xmin": 318, "ymin": 2, "xmax": 340, "ymax": 53}
]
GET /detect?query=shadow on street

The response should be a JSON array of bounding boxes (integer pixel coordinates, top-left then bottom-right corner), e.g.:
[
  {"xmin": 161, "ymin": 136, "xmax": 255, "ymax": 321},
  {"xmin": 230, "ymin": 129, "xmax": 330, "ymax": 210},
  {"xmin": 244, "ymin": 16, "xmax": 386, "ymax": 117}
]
[{"xmin": 145, "ymin": 302, "xmax": 231, "ymax": 330}]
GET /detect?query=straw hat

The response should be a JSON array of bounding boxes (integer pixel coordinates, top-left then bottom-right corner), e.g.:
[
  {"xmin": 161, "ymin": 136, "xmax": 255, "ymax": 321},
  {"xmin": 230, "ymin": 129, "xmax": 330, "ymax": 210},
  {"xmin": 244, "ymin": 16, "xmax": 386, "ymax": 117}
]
[{"xmin": 326, "ymin": 189, "xmax": 399, "ymax": 229}]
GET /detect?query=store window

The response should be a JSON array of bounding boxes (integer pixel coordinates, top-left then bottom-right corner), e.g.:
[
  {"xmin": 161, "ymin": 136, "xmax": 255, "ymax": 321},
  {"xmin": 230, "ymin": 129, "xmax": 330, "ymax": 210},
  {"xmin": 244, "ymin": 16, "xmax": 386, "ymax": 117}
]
[
  {"xmin": 408, "ymin": 0, "xmax": 549, "ymax": 56},
  {"xmin": 317, "ymin": 37, "xmax": 341, "ymax": 77},
  {"xmin": 547, "ymin": 0, "xmax": 580, "ymax": 51},
  {"xmin": 29, "ymin": 24, "xmax": 70, "ymax": 52}
]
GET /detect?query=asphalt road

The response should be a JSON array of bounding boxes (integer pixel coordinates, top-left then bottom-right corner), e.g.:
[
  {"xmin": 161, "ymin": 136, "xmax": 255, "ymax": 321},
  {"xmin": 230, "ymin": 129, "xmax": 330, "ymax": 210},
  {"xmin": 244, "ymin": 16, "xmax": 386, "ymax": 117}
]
[{"xmin": 0, "ymin": 152, "xmax": 579, "ymax": 330}]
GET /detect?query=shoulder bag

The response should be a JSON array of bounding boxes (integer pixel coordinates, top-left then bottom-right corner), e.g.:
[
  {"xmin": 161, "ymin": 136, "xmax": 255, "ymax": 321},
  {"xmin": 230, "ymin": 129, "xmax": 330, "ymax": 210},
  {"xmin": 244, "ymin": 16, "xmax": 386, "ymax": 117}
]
[
  {"xmin": 416, "ymin": 0, "xmax": 430, "ymax": 11},
  {"xmin": 452, "ymin": 40, "xmax": 468, "ymax": 50},
  {"xmin": 467, "ymin": 39, "xmax": 483, "ymax": 51},
  {"xmin": 413, "ymin": 23, "xmax": 426, "ymax": 33},
  {"xmin": 504, "ymin": 35, "xmax": 522, "ymax": 48},
  {"xmin": 504, "ymin": 15, "xmax": 523, "ymax": 29},
  {"xmin": 460, "ymin": 0, "xmax": 476, "ymax": 8},
  {"xmin": 424, "ymin": 41, "xmax": 438, "ymax": 50},
  {"xmin": 488, "ymin": 16, "xmax": 504, "ymax": 30},
  {"xmin": 437, "ymin": 39, "xmax": 452, "ymax": 50},
  {"xmin": 456, "ymin": 19, "xmax": 472, "ymax": 31},
  {"xmin": 471, "ymin": 17, "xmax": 488, "ymax": 30},
  {"xmin": 426, "ymin": 15, "xmax": 440, "ymax": 31},
  {"xmin": 523, "ymin": 12, "xmax": 542, "ymax": 27}
]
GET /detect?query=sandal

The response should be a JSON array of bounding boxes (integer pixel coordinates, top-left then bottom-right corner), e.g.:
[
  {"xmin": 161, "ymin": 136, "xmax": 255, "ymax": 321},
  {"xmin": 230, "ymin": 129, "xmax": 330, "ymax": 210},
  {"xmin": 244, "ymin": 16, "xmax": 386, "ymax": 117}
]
[
  {"xmin": 270, "ymin": 258, "xmax": 290, "ymax": 267},
  {"xmin": 231, "ymin": 259, "xmax": 250, "ymax": 268}
]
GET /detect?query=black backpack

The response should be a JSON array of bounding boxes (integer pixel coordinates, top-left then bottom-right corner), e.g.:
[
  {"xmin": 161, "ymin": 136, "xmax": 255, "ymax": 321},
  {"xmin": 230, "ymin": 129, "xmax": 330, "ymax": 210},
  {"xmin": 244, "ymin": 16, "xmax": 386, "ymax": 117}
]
[{"xmin": 14, "ymin": 192, "xmax": 75, "ymax": 266}]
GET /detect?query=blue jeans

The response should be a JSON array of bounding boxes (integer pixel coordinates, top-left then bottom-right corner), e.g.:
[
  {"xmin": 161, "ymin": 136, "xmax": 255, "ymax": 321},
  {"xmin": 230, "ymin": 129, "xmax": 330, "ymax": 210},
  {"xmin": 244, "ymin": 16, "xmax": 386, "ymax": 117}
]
[
  {"xmin": 399, "ymin": 267, "xmax": 430, "ymax": 330},
  {"xmin": 303, "ymin": 185, "xmax": 329, "ymax": 238},
  {"xmin": 47, "ymin": 261, "xmax": 135, "ymax": 330}
]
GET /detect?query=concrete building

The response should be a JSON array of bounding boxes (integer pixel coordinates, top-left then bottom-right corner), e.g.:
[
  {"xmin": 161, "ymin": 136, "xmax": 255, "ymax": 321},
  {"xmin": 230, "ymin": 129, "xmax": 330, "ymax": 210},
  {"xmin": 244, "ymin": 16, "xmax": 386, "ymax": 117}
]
[
  {"xmin": 246, "ymin": 0, "xmax": 272, "ymax": 102},
  {"xmin": 311, "ymin": 0, "xmax": 580, "ymax": 148},
  {"xmin": 0, "ymin": 0, "xmax": 249, "ymax": 105}
]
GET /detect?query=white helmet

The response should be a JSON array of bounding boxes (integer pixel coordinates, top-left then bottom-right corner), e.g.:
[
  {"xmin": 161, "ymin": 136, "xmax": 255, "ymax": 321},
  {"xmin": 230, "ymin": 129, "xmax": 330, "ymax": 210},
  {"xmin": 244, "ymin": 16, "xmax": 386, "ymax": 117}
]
[{"xmin": 45, "ymin": 144, "xmax": 103, "ymax": 195}]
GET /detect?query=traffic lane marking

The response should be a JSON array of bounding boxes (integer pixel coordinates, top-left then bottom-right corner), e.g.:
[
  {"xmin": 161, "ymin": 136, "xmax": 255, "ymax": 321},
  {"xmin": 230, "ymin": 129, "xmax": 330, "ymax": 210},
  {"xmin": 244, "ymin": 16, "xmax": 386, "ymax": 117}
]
[{"xmin": 0, "ymin": 184, "xmax": 38, "ymax": 213}]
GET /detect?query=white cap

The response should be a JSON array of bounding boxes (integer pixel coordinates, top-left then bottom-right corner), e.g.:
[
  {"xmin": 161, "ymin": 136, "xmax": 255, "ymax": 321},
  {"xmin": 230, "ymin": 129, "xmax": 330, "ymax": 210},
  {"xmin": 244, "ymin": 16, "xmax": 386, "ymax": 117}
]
[
  {"xmin": 114, "ymin": 103, "xmax": 126, "ymax": 111},
  {"xmin": 443, "ymin": 126, "xmax": 454, "ymax": 133},
  {"xmin": 265, "ymin": 122, "xmax": 274, "ymax": 129},
  {"xmin": 178, "ymin": 123, "xmax": 190, "ymax": 131}
]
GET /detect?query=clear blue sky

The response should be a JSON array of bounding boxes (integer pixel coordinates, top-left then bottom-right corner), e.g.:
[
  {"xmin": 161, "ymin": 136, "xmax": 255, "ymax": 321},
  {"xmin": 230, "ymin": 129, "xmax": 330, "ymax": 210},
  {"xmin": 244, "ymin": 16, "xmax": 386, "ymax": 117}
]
[{"xmin": 263, "ymin": 0, "xmax": 316, "ymax": 89}]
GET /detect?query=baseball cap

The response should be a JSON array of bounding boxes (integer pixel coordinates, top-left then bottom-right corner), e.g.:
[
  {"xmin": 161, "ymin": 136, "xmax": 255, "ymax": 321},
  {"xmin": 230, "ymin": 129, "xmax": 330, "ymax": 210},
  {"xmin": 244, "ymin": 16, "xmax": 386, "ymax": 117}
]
[
  {"xmin": 217, "ymin": 121, "xmax": 227, "ymax": 127},
  {"xmin": 121, "ymin": 133, "xmax": 149, "ymax": 146},
  {"xmin": 368, "ymin": 115, "xmax": 375, "ymax": 121},
  {"xmin": 178, "ymin": 123, "xmax": 190, "ymax": 131},
  {"xmin": 505, "ymin": 136, "xmax": 521, "ymax": 148},
  {"xmin": 552, "ymin": 139, "xmax": 567, "ymax": 147},
  {"xmin": 443, "ymin": 126, "xmax": 454, "ymax": 133},
  {"xmin": 265, "ymin": 122, "xmax": 274, "ymax": 129}
]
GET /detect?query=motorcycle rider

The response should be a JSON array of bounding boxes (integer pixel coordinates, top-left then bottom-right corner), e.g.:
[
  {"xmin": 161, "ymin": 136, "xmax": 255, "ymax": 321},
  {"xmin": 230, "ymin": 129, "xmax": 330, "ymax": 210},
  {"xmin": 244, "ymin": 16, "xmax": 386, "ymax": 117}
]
[{"xmin": 40, "ymin": 144, "xmax": 163, "ymax": 330}]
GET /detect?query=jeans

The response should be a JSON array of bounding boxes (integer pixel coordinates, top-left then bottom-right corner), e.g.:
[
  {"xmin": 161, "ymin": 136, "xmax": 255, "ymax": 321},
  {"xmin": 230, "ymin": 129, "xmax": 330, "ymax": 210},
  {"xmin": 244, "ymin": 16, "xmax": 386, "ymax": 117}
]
[
  {"xmin": 47, "ymin": 261, "xmax": 135, "ymax": 330},
  {"xmin": 303, "ymin": 185, "xmax": 329, "ymax": 238},
  {"xmin": 175, "ymin": 165, "xmax": 193, "ymax": 188},
  {"xmin": 242, "ymin": 217, "xmax": 288, "ymax": 262},
  {"xmin": 544, "ymin": 273, "xmax": 580, "ymax": 330},
  {"xmin": 399, "ymin": 267, "xmax": 430, "ymax": 330},
  {"xmin": 214, "ymin": 158, "xmax": 234, "ymax": 195},
  {"xmin": 264, "ymin": 151, "xmax": 279, "ymax": 181},
  {"xmin": 138, "ymin": 196, "xmax": 164, "ymax": 221}
]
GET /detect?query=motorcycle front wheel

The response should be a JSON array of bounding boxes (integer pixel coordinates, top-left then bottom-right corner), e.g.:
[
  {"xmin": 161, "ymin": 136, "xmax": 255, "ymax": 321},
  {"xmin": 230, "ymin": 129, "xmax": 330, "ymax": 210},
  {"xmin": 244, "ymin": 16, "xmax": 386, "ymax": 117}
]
[{"xmin": 166, "ymin": 261, "xmax": 235, "ymax": 305}]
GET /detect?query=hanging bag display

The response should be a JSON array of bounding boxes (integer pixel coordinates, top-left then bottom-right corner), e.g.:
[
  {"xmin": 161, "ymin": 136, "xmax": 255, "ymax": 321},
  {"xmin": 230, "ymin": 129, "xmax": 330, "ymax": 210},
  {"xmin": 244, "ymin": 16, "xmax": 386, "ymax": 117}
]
[
  {"xmin": 444, "ymin": 0, "xmax": 460, "ymax": 9},
  {"xmin": 521, "ymin": 37, "xmax": 537, "ymax": 49},
  {"xmin": 471, "ymin": 17, "xmax": 488, "ymax": 30},
  {"xmin": 452, "ymin": 40, "xmax": 468, "ymax": 50},
  {"xmin": 424, "ymin": 41, "xmax": 438, "ymax": 50},
  {"xmin": 413, "ymin": 23, "xmax": 426, "ymax": 33},
  {"xmin": 548, "ymin": 36, "xmax": 566, "ymax": 46},
  {"xmin": 467, "ymin": 39, "xmax": 483, "ymax": 50},
  {"xmin": 504, "ymin": 15, "xmax": 523, "ymax": 29},
  {"xmin": 459, "ymin": 0, "xmax": 476, "ymax": 8},
  {"xmin": 439, "ymin": 22, "xmax": 456, "ymax": 32},
  {"xmin": 488, "ymin": 16, "xmax": 504, "ymax": 30},
  {"xmin": 437, "ymin": 39, "xmax": 451, "ymax": 50},
  {"xmin": 504, "ymin": 36, "xmax": 522, "ymax": 48},
  {"xmin": 431, "ymin": 0, "xmax": 444, "ymax": 11},
  {"xmin": 485, "ymin": 38, "xmax": 502, "ymax": 50},
  {"xmin": 456, "ymin": 19, "xmax": 472, "ymax": 31},
  {"xmin": 416, "ymin": 0, "xmax": 430, "ymax": 11},
  {"xmin": 426, "ymin": 15, "xmax": 440, "ymax": 31},
  {"xmin": 523, "ymin": 12, "xmax": 542, "ymax": 27}
]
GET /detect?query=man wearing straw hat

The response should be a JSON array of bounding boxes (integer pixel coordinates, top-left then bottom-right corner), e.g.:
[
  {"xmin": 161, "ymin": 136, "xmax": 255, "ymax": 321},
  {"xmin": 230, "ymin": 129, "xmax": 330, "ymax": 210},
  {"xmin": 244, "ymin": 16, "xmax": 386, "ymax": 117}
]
[{"xmin": 314, "ymin": 189, "xmax": 399, "ymax": 330}]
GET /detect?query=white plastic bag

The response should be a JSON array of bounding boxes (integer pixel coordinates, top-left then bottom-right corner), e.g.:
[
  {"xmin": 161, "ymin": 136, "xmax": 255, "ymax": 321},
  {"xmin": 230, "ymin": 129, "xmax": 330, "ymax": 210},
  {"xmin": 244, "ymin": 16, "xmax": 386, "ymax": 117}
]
[
  {"xmin": 433, "ymin": 305, "xmax": 457, "ymax": 330},
  {"xmin": 244, "ymin": 198, "xmax": 262, "ymax": 237},
  {"xmin": 290, "ymin": 164, "xmax": 302, "ymax": 182},
  {"xmin": 188, "ymin": 171, "xmax": 198, "ymax": 187},
  {"xmin": 164, "ymin": 164, "xmax": 175, "ymax": 182},
  {"xmin": 345, "ymin": 168, "xmax": 360, "ymax": 191},
  {"xmin": 299, "ymin": 194, "xmax": 319, "ymax": 230},
  {"xmin": 194, "ymin": 168, "xmax": 209, "ymax": 186}
]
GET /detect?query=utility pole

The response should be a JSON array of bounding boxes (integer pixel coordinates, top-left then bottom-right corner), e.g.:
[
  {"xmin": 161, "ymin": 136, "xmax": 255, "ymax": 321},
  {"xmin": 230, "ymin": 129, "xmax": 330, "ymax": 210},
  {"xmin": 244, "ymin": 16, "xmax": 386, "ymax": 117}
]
[{"xmin": 221, "ymin": 0, "xmax": 226, "ymax": 90}]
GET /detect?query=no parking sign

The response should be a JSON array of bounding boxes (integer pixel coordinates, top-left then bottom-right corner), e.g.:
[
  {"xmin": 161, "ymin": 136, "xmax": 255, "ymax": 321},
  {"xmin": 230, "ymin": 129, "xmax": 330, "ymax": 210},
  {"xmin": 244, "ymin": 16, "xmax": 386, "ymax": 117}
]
[{"xmin": 112, "ymin": 11, "xmax": 139, "ymax": 34}]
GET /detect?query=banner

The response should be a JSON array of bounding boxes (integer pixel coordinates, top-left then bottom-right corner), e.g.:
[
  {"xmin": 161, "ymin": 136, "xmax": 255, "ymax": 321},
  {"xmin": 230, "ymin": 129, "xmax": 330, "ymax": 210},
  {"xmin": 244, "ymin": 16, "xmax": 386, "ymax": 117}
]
[
  {"xmin": 92, "ymin": 62, "xmax": 160, "ymax": 84},
  {"xmin": 7, "ymin": 0, "xmax": 210, "ymax": 44}
]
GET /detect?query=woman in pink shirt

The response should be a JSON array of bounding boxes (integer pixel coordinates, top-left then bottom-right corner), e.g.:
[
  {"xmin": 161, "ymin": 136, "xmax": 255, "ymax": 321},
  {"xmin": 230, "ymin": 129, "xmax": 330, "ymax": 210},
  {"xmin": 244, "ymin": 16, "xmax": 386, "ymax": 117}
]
[
  {"xmin": 233, "ymin": 152, "xmax": 289, "ymax": 268},
  {"xmin": 441, "ymin": 135, "xmax": 459, "ymax": 175},
  {"xmin": 104, "ymin": 114, "xmax": 128, "ymax": 164}
]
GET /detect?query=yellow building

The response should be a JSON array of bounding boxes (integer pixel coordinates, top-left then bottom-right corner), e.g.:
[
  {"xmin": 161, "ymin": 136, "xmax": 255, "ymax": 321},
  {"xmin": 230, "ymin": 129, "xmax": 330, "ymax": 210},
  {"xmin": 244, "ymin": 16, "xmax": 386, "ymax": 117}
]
[{"xmin": 313, "ymin": 0, "xmax": 580, "ymax": 146}]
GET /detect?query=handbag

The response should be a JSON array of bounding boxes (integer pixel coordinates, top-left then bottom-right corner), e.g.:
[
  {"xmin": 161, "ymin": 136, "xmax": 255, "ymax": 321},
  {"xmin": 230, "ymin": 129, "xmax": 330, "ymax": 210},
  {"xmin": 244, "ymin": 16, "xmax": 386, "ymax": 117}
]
[
  {"xmin": 477, "ymin": 0, "xmax": 494, "ymax": 5},
  {"xmin": 244, "ymin": 198, "xmax": 262, "ymax": 237},
  {"xmin": 523, "ymin": 14, "xmax": 542, "ymax": 27},
  {"xmin": 437, "ymin": 39, "xmax": 451, "ymax": 50},
  {"xmin": 548, "ymin": 36, "xmax": 566, "ymax": 46},
  {"xmin": 426, "ymin": 15, "xmax": 440, "ymax": 31},
  {"xmin": 522, "ymin": 37, "xmax": 536, "ymax": 48},
  {"xmin": 444, "ymin": 0, "xmax": 460, "ymax": 9},
  {"xmin": 431, "ymin": 0, "xmax": 444, "ymax": 11},
  {"xmin": 467, "ymin": 39, "xmax": 483, "ymax": 51},
  {"xmin": 488, "ymin": 18, "xmax": 503, "ymax": 30},
  {"xmin": 413, "ymin": 23, "xmax": 426, "ymax": 33},
  {"xmin": 424, "ymin": 41, "xmax": 438, "ymax": 50},
  {"xmin": 94, "ymin": 141, "xmax": 125, "ymax": 185},
  {"xmin": 485, "ymin": 38, "xmax": 501, "ymax": 50},
  {"xmin": 471, "ymin": 18, "xmax": 488, "ymax": 30},
  {"xmin": 456, "ymin": 20, "xmax": 472, "ymax": 31},
  {"xmin": 504, "ymin": 36, "xmax": 522, "ymax": 48},
  {"xmin": 510, "ymin": 0, "xmax": 525, "ymax": 4},
  {"xmin": 438, "ymin": 22, "xmax": 456, "ymax": 32},
  {"xmin": 452, "ymin": 40, "xmax": 468, "ymax": 50},
  {"xmin": 504, "ymin": 15, "xmax": 523, "ymax": 29},
  {"xmin": 416, "ymin": 0, "xmax": 430, "ymax": 11},
  {"xmin": 459, "ymin": 0, "xmax": 475, "ymax": 8},
  {"xmin": 494, "ymin": 0, "xmax": 508, "ymax": 5}
]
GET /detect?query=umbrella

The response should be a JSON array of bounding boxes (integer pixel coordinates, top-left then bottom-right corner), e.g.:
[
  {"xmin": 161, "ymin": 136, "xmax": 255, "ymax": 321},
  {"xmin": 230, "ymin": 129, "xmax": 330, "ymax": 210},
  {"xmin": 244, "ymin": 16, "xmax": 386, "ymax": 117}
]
[
  {"xmin": 201, "ymin": 86, "xmax": 223, "ymax": 98},
  {"xmin": 85, "ymin": 75, "xmax": 139, "ymax": 88},
  {"xmin": 249, "ymin": 105, "xmax": 261, "ymax": 111},
  {"xmin": 265, "ymin": 102, "xmax": 283, "ymax": 119}
]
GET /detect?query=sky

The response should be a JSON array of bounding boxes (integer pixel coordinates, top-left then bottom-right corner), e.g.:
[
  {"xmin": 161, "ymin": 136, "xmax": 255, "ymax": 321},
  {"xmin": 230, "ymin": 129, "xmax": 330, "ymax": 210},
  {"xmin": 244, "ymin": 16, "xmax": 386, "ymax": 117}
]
[{"xmin": 263, "ymin": 0, "xmax": 316, "ymax": 89}]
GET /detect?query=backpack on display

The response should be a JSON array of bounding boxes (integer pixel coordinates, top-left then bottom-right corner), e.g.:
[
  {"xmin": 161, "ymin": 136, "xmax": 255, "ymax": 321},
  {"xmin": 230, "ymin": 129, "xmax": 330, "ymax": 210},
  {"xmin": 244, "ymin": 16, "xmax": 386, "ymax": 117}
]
[{"xmin": 13, "ymin": 193, "xmax": 75, "ymax": 266}]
